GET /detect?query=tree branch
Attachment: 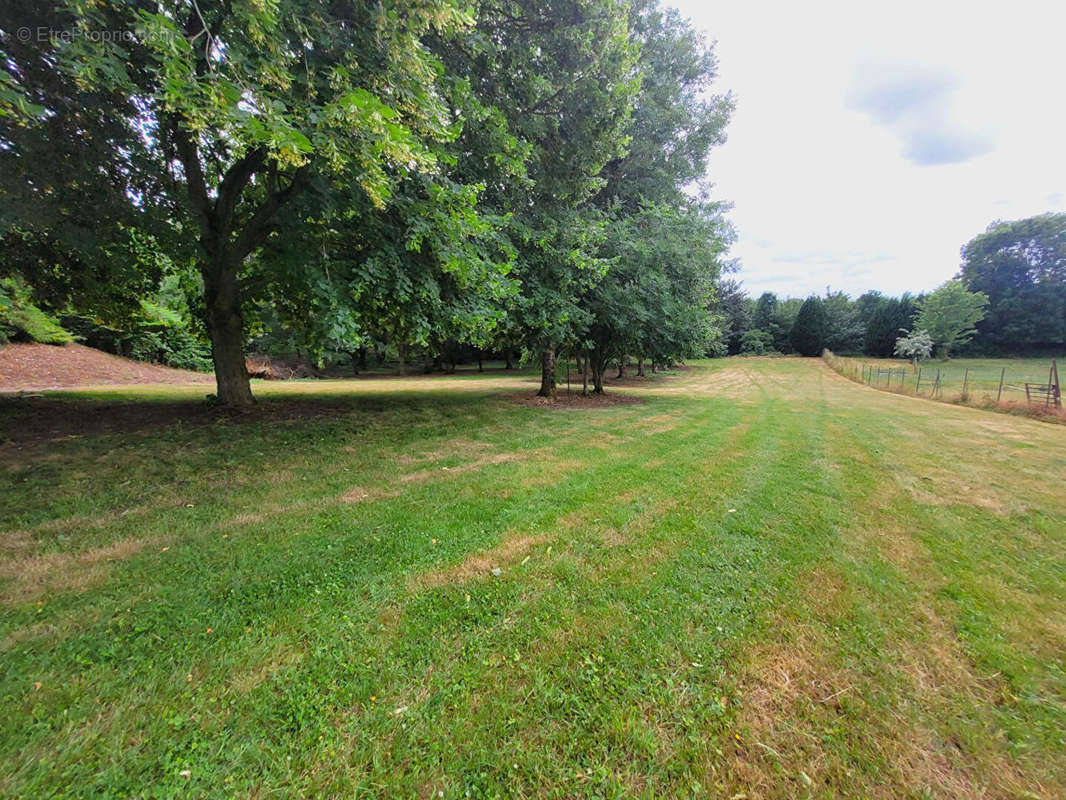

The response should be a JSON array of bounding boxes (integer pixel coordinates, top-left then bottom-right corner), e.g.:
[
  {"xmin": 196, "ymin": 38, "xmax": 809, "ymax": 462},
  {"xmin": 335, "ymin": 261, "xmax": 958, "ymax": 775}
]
[{"xmin": 233, "ymin": 164, "xmax": 310, "ymax": 261}]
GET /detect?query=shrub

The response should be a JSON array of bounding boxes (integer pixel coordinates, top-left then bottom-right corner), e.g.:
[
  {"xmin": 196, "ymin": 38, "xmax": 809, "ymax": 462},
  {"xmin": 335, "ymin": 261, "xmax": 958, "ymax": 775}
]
[
  {"xmin": 740, "ymin": 328, "xmax": 773, "ymax": 355},
  {"xmin": 0, "ymin": 277, "xmax": 74, "ymax": 344}
]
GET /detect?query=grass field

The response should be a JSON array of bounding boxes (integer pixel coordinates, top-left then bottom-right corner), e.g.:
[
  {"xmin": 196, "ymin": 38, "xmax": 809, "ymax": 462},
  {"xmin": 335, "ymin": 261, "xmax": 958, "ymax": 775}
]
[
  {"xmin": 829, "ymin": 354, "xmax": 1064, "ymax": 401},
  {"xmin": 2, "ymin": 358, "xmax": 1065, "ymax": 797}
]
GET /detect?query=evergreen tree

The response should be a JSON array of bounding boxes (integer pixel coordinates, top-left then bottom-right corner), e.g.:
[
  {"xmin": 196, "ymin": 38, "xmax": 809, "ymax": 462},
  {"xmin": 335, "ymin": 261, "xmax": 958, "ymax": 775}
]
[{"xmin": 790, "ymin": 296, "xmax": 827, "ymax": 356}]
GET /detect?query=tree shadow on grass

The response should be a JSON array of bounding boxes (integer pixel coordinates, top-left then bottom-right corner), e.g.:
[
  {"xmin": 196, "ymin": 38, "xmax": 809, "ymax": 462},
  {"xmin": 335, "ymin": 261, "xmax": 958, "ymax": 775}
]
[{"xmin": 0, "ymin": 390, "xmax": 489, "ymax": 452}]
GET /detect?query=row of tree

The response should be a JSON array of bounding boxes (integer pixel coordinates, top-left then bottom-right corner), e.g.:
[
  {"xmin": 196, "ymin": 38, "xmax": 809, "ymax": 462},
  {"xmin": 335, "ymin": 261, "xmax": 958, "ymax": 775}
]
[
  {"xmin": 1, "ymin": 0, "xmax": 736, "ymax": 404},
  {"xmin": 717, "ymin": 212, "xmax": 1066, "ymax": 359}
]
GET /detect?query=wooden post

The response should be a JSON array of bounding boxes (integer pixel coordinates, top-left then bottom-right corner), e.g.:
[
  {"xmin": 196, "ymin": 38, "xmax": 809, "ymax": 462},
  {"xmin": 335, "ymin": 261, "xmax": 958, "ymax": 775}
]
[
  {"xmin": 962, "ymin": 368, "xmax": 970, "ymax": 400},
  {"xmin": 935, "ymin": 368, "xmax": 941, "ymax": 397},
  {"xmin": 1052, "ymin": 359, "xmax": 1061, "ymax": 408},
  {"xmin": 997, "ymin": 367, "xmax": 1005, "ymax": 403},
  {"xmin": 915, "ymin": 367, "xmax": 922, "ymax": 394}
]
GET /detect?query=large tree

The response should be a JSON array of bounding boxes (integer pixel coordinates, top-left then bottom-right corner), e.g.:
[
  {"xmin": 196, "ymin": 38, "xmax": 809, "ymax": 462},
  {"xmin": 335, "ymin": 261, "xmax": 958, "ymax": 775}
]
[
  {"xmin": 0, "ymin": 0, "xmax": 172, "ymax": 327},
  {"xmin": 578, "ymin": 0, "xmax": 732, "ymax": 386},
  {"xmin": 822, "ymin": 290, "xmax": 863, "ymax": 354},
  {"xmin": 915, "ymin": 280, "xmax": 988, "ymax": 358},
  {"xmin": 447, "ymin": 0, "xmax": 640, "ymax": 397},
  {"xmin": 789, "ymin": 296, "xmax": 827, "ymax": 356},
  {"xmin": 958, "ymin": 213, "xmax": 1066, "ymax": 353},
  {"xmin": 5, "ymin": 0, "xmax": 480, "ymax": 405},
  {"xmin": 716, "ymin": 278, "xmax": 751, "ymax": 356},
  {"xmin": 863, "ymin": 294, "xmax": 917, "ymax": 356}
]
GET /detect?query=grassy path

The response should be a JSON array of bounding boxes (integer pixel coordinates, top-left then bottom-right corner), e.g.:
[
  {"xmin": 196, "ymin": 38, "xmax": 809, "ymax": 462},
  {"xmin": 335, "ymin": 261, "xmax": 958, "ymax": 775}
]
[{"xmin": 1, "ymin": 359, "xmax": 1064, "ymax": 797}]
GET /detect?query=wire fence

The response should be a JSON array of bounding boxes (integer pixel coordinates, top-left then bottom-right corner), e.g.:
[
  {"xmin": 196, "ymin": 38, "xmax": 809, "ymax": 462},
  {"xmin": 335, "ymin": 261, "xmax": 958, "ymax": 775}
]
[{"xmin": 822, "ymin": 350, "xmax": 1063, "ymax": 419}]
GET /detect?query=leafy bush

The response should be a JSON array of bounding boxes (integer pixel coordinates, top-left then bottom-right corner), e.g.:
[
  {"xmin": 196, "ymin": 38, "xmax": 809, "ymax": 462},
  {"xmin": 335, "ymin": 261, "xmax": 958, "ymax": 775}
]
[
  {"xmin": 0, "ymin": 277, "xmax": 74, "ymax": 344},
  {"xmin": 893, "ymin": 329, "xmax": 934, "ymax": 368},
  {"xmin": 126, "ymin": 325, "xmax": 212, "ymax": 372},
  {"xmin": 740, "ymin": 328, "xmax": 773, "ymax": 355}
]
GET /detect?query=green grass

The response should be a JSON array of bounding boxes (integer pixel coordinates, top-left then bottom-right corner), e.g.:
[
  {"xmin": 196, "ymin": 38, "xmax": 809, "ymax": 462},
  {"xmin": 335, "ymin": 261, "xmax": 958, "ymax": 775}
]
[
  {"xmin": 2, "ymin": 359, "xmax": 1065, "ymax": 797},
  {"xmin": 833, "ymin": 354, "xmax": 1063, "ymax": 399}
]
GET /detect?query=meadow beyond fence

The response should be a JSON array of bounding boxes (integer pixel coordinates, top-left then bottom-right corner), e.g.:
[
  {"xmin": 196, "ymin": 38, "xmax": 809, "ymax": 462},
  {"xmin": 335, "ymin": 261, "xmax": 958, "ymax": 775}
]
[{"xmin": 822, "ymin": 350, "xmax": 1065, "ymax": 422}]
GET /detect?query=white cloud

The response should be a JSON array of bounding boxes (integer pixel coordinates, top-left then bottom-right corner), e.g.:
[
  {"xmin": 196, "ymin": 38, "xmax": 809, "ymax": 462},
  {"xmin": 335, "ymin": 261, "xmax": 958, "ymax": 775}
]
[
  {"xmin": 669, "ymin": 0, "xmax": 1066, "ymax": 298},
  {"xmin": 845, "ymin": 60, "xmax": 993, "ymax": 165}
]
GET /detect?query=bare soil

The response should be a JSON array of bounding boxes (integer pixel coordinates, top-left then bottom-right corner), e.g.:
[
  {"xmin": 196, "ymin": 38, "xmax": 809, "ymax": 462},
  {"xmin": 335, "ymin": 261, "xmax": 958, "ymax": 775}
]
[{"xmin": 0, "ymin": 343, "xmax": 210, "ymax": 391}]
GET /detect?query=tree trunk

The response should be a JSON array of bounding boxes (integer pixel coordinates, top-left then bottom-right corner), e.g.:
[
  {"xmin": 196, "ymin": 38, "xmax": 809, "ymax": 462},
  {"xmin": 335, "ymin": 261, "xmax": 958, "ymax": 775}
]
[
  {"xmin": 477, "ymin": 350, "xmax": 484, "ymax": 372},
  {"xmin": 202, "ymin": 258, "xmax": 254, "ymax": 407},
  {"xmin": 616, "ymin": 359, "xmax": 626, "ymax": 379},
  {"xmin": 397, "ymin": 341, "xmax": 407, "ymax": 375},
  {"xmin": 637, "ymin": 357, "xmax": 645, "ymax": 377},
  {"xmin": 592, "ymin": 355, "xmax": 605, "ymax": 394},
  {"xmin": 504, "ymin": 349, "xmax": 514, "ymax": 370},
  {"xmin": 581, "ymin": 352, "xmax": 589, "ymax": 396},
  {"xmin": 537, "ymin": 346, "xmax": 556, "ymax": 397}
]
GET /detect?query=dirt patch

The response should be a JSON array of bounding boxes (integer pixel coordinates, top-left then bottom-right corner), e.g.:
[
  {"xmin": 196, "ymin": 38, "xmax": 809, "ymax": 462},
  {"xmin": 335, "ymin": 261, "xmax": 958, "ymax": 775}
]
[
  {"xmin": 504, "ymin": 391, "xmax": 644, "ymax": 409},
  {"xmin": 410, "ymin": 533, "xmax": 548, "ymax": 590},
  {"xmin": 0, "ymin": 343, "xmax": 210, "ymax": 391},
  {"xmin": 0, "ymin": 536, "xmax": 158, "ymax": 605}
]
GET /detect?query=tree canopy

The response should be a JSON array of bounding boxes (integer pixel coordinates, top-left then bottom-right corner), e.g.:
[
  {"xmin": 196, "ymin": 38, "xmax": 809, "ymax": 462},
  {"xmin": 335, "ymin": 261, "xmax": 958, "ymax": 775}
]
[
  {"xmin": 2, "ymin": 0, "xmax": 735, "ymax": 403},
  {"xmin": 789, "ymin": 296, "xmax": 827, "ymax": 356},
  {"xmin": 958, "ymin": 213, "xmax": 1066, "ymax": 354},
  {"xmin": 915, "ymin": 280, "xmax": 988, "ymax": 358}
]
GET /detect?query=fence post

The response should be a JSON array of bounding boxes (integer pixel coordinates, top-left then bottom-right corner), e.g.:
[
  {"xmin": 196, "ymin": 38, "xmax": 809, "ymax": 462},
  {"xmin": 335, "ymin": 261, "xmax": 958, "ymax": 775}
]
[
  {"xmin": 915, "ymin": 367, "xmax": 922, "ymax": 394},
  {"xmin": 997, "ymin": 367, "xmax": 1005, "ymax": 403},
  {"xmin": 1052, "ymin": 359, "xmax": 1061, "ymax": 408},
  {"xmin": 935, "ymin": 369, "xmax": 941, "ymax": 397},
  {"xmin": 962, "ymin": 368, "xmax": 970, "ymax": 400}
]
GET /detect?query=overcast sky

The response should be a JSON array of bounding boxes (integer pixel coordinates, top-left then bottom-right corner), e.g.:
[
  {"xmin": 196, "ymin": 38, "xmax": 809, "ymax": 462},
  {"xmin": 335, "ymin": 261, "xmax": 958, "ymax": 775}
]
[{"xmin": 668, "ymin": 0, "xmax": 1066, "ymax": 299}]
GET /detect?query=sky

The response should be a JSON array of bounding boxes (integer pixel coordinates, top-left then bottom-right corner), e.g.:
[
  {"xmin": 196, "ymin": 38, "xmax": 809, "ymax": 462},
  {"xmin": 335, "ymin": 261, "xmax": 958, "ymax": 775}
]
[{"xmin": 668, "ymin": 0, "xmax": 1066, "ymax": 299}]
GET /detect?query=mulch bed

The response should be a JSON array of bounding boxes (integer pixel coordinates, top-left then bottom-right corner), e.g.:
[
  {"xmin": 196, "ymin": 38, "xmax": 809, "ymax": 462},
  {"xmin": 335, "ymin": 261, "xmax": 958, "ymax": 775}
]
[
  {"xmin": 0, "ymin": 343, "xmax": 210, "ymax": 391},
  {"xmin": 504, "ymin": 390, "xmax": 645, "ymax": 409}
]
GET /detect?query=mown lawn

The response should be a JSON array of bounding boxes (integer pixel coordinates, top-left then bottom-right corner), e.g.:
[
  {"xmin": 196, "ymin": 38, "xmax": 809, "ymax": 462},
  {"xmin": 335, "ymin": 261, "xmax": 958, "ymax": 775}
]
[{"xmin": 2, "ymin": 359, "xmax": 1064, "ymax": 797}]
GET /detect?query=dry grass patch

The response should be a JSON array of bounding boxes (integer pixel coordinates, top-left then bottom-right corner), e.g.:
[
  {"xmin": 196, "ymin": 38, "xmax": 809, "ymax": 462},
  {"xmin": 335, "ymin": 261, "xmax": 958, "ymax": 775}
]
[
  {"xmin": 229, "ymin": 645, "xmax": 305, "ymax": 694},
  {"xmin": 893, "ymin": 468, "xmax": 1008, "ymax": 514},
  {"xmin": 726, "ymin": 624, "xmax": 985, "ymax": 799},
  {"xmin": 516, "ymin": 457, "xmax": 584, "ymax": 487},
  {"xmin": 0, "ymin": 536, "xmax": 161, "ymax": 605},
  {"xmin": 410, "ymin": 533, "xmax": 549, "ymax": 590},
  {"xmin": 339, "ymin": 486, "xmax": 398, "ymax": 504},
  {"xmin": 724, "ymin": 561, "xmax": 1035, "ymax": 799},
  {"xmin": 398, "ymin": 451, "xmax": 521, "ymax": 484}
]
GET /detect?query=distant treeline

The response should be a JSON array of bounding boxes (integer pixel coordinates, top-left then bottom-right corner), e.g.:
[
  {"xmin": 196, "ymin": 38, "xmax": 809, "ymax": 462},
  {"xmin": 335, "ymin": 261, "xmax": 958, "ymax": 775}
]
[{"xmin": 716, "ymin": 212, "xmax": 1066, "ymax": 358}]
